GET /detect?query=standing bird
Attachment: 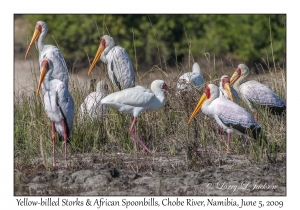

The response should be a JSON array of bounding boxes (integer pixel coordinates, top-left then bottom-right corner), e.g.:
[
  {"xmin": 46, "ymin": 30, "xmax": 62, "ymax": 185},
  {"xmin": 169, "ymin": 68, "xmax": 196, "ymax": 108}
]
[
  {"xmin": 177, "ymin": 62, "xmax": 204, "ymax": 90},
  {"xmin": 36, "ymin": 58, "xmax": 74, "ymax": 168},
  {"xmin": 25, "ymin": 21, "xmax": 69, "ymax": 88},
  {"xmin": 230, "ymin": 64, "xmax": 286, "ymax": 121},
  {"xmin": 219, "ymin": 75, "xmax": 238, "ymax": 103},
  {"xmin": 101, "ymin": 80, "xmax": 182, "ymax": 153},
  {"xmin": 188, "ymin": 84, "xmax": 261, "ymax": 153},
  {"xmin": 79, "ymin": 81, "xmax": 109, "ymax": 120},
  {"xmin": 88, "ymin": 35, "xmax": 135, "ymax": 91}
]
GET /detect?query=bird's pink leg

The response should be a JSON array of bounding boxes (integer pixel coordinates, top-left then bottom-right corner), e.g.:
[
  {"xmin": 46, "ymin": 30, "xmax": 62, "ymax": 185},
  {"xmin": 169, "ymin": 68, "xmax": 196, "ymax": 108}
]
[
  {"xmin": 62, "ymin": 119, "xmax": 68, "ymax": 168},
  {"xmin": 51, "ymin": 121, "xmax": 56, "ymax": 168},
  {"xmin": 218, "ymin": 126, "xmax": 224, "ymax": 141},
  {"xmin": 129, "ymin": 117, "xmax": 152, "ymax": 153},
  {"xmin": 254, "ymin": 112, "xmax": 258, "ymax": 121},
  {"xmin": 226, "ymin": 133, "xmax": 231, "ymax": 154},
  {"xmin": 129, "ymin": 117, "xmax": 137, "ymax": 151}
]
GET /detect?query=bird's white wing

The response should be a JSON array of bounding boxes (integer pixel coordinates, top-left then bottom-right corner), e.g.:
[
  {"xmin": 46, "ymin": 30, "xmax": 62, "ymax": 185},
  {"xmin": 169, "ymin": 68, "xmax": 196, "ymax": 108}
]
[
  {"xmin": 240, "ymin": 80, "xmax": 285, "ymax": 107},
  {"xmin": 106, "ymin": 46, "xmax": 135, "ymax": 89},
  {"xmin": 212, "ymin": 98, "xmax": 259, "ymax": 128},
  {"xmin": 52, "ymin": 80, "xmax": 74, "ymax": 132},
  {"xmin": 101, "ymin": 86, "xmax": 155, "ymax": 107}
]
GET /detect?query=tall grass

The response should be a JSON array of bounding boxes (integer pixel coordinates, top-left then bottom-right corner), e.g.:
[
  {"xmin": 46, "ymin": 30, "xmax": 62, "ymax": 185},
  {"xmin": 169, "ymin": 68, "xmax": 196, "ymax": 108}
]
[{"xmin": 14, "ymin": 56, "xmax": 286, "ymax": 170}]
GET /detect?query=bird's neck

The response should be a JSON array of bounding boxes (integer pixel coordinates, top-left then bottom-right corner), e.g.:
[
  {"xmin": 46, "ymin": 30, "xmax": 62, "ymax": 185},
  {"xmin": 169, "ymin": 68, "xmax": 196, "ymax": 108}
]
[
  {"xmin": 154, "ymin": 89, "xmax": 167, "ymax": 106},
  {"xmin": 37, "ymin": 30, "xmax": 47, "ymax": 53},
  {"xmin": 233, "ymin": 73, "xmax": 248, "ymax": 91},
  {"xmin": 42, "ymin": 75, "xmax": 52, "ymax": 92},
  {"xmin": 201, "ymin": 93, "xmax": 218, "ymax": 116}
]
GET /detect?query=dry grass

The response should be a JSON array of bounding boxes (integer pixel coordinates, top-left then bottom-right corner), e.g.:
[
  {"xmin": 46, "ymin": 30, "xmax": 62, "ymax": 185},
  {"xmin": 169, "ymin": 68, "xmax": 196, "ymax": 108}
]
[{"xmin": 14, "ymin": 56, "xmax": 286, "ymax": 171}]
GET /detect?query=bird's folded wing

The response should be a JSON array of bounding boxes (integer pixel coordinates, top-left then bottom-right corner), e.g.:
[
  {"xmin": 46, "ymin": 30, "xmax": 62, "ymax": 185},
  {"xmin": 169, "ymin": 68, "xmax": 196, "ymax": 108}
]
[
  {"xmin": 241, "ymin": 80, "xmax": 285, "ymax": 107},
  {"xmin": 102, "ymin": 86, "xmax": 155, "ymax": 107}
]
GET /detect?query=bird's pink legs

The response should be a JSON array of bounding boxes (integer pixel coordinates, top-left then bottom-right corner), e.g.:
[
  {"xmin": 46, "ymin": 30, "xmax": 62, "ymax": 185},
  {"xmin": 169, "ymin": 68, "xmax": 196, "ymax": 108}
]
[
  {"xmin": 226, "ymin": 133, "xmax": 231, "ymax": 154},
  {"xmin": 129, "ymin": 117, "xmax": 137, "ymax": 151},
  {"xmin": 254, "ymin": 112, "xmax": 258, "ymax": 121},
  {"xmin": 51, "ymin": 121, "xmax": 56, "ymax": 168},
  {"xmin": 218, "ymin": 126, "xmax": 224, "ymax": 141},
  {"xmin": 62, "ymin": 119, "xmax": 68, "ymax": 168},
  {"xmin": 129, "ymin": 117, "xmax": 152, "ymax": 153}
]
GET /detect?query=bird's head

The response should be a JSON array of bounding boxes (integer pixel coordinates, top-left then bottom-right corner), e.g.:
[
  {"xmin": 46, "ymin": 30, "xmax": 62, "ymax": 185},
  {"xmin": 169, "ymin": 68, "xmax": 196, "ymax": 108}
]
[
  {"xmin": 230, "ymin": 63, "xmax": 249, "ymax": 85},
  {"xmin": 36, "ymin": 58, "xmax": 52, "ymax": 96},
  {"xmin": 152, "ymin": 80, "xmax": 183, "ymax": 106},
  {"xmin": 88, "ymin": 35, "xmax": 115, "ymax": 76},
  {"xmin": 25, "ymin": 21, "xmax": 48, "ymax": 59},
  {"xmin": 220, "ymin": 75, "xmax": 234, "ymax": 102},
  {"xmin": 188, "ymin": 84, "xmax": 219, "ymax": 124}
]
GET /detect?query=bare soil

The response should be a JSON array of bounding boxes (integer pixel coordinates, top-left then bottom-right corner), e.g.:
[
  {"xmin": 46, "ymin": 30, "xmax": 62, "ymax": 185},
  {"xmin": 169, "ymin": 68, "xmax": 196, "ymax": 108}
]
[{"xmin": 14, "ymin": 150, "xmax": 286, "ymax": 196}]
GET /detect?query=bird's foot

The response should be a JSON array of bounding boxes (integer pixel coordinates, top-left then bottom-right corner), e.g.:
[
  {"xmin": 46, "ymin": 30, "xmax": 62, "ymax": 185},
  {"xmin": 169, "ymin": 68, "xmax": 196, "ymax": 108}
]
[{"xmin": 131, "ymin": 133, "xmax": 151, "ymax": 153}]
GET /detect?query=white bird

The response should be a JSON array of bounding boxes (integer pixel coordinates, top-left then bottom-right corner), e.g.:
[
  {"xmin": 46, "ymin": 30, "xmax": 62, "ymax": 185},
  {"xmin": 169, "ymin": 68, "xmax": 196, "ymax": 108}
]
[
  {"xmin": 177, "ymin": 62, "xmax": 204, "ymax": 90},
  {"xmin": 101, "ymin": 80, "xmax": 182, "ymax": 153},
  {"xmin": 79, "ymin": 81, "xmax": 108, "ymax": 120},
  {"xmin": 36, "ymin": 58, "xmax": 74, "ymax": 168},
  {"xmin": 219, "ymin": 75, "xmax": 238, "ymax": 103},
  {"xmin": 230, "ymin": 64, "xmax": 286, "ymax": 121},
  {"xmin": 88, "ymin": 35, "xmax": 135, "ymax": 91},
  {"xmin": 25, "ymin": 21, "xmax": 69, "ymax": 88},
  {"xmin": 188, "ymin": 84, "xmax": 261, "ymax": 153}
]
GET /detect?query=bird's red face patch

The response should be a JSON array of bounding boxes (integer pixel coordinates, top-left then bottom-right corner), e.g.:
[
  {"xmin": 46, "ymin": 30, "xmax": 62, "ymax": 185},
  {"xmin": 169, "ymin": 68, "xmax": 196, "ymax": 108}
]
[
  {"xmin": 204, "ymin": 86, "xmax": 211, "ymax": 99},
  {"xmin": 236, "ymin": 67, "xmax": 242, "ymax": 77},
  {"xmin": 162, "ymin": 83, "xmax": 168, "ymax": 90},
  {"xmin": 35, "ymin": 23, "xmax": 42, "ymax": 32},
  {"xmin": 100, "ymin": 38, "xmax": 106, "ymax": 48},
  {"xmin": 222, "ymin": 77, "xmax": 230, "ymax": 87},
  {"xmin": 41, "ymin": 59, "xmax": 49, "ymax": 70}
]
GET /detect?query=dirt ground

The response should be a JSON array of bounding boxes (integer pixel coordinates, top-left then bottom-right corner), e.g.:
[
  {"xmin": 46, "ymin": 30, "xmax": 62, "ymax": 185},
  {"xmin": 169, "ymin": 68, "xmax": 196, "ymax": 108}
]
[{"xmin": 14, "ymin": 150, "xmax": 286, "ymax": 196}]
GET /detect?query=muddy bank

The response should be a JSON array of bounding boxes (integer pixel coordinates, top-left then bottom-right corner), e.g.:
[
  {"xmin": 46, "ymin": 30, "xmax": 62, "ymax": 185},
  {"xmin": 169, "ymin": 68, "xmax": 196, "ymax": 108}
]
[{"xmin": 14, "ymin": 152, "xmax": 286, "ymax": 196}]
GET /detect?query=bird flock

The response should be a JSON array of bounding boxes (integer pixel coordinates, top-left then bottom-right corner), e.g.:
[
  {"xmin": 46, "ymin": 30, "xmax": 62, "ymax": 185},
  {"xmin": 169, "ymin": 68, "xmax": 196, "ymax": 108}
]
[{"xmin": 24, "ymin": 21, "xmax": 286, "ymax": 168}]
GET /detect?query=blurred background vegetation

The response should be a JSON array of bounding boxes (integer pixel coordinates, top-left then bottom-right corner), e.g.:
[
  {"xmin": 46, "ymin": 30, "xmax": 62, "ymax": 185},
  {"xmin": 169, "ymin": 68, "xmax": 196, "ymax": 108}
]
[{"xmin": 15, "ymin": 14, "xmax": 286, "ymax": 72}]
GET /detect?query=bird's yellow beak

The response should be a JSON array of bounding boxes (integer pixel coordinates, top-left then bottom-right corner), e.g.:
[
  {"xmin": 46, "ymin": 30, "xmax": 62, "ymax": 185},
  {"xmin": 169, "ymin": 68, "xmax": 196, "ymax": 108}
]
[
  {"xmin": 36, "ymin": 60, "xmax": 49, "ymax": 96},
  {"xmin": 188, "ymin": 93, "xmax": 207, "ymax": 124},
  {"xmin": 224, "ymin": 82, "xmax": 234, "ymax": 102},
  {"xmin": 25, "ymin": 29, "xmax": 41, "ymax": 59},
  {"xmin": 88, "ymin": 43, "xmax": 105, "ymax": 75},
  {"xmin": 229, "ymin": 71, "xmax": 239, "ymax": 86}
]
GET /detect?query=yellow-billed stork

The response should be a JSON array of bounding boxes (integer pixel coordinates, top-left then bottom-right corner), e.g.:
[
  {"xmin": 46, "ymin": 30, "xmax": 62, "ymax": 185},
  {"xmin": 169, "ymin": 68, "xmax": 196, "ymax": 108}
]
[
  {"xmin": 188, "ymin": 84, "xmax": 261, "ymax": 153},
  {"xmin": 230, "ymin": 64, "xmax": 286, "ymax": 121},
  {"xmin": 25, "ymin": 21, "xmax": 69, "ymax": 88},
  {"xmin": 219, "ymin": 75, "xmax": 238, "ymax": 103},
  {"xmin": 88, "ymin": 35, "xmax": 135, "ymax": 91},
  {"xmin": 37, "ymin": 58, "xmax": 74, "ymax": 168}
]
